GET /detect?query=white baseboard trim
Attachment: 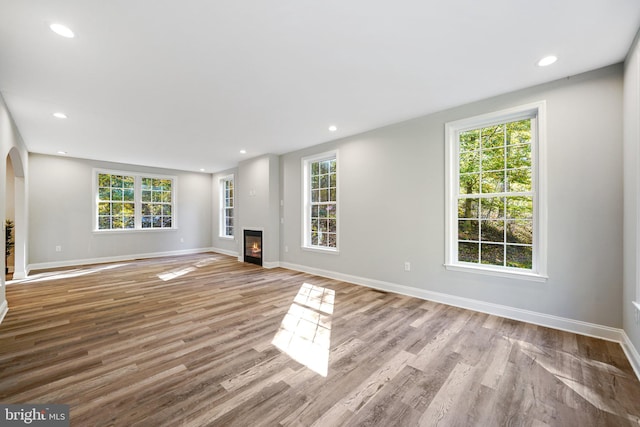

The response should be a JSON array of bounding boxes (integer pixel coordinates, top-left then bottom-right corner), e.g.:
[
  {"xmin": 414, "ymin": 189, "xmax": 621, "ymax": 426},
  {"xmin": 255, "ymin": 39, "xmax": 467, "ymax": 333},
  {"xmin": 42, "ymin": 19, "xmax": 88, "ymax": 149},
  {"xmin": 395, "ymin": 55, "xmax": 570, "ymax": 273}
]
[
  {"xmin": 0, "ymin": 299, "xmax": 8, "ymax": 325},
  {"xmin": 210, "ymin": 247, "xmax": 239, "ymax": 258},
  {"xmin": 263, "ymin": 261, "xmax": 280, "ymax": 269},
  {"xmin": 12, "ymin": 270, "xmax": 27, "ymax": 280},
  {"xmin": 280, "ymin": 262, "xmax": 624, "ymax": 344},
  {"xmin": 621, "ymin": 332, "xmax": 640, "ymax": 381},
  {"xmin": 27, "ymin": 247, "xmax": 216, "ymax": 272},
  {"xmin": 210, "ymin": 248, "xmax": 279, "ymax": 269}
]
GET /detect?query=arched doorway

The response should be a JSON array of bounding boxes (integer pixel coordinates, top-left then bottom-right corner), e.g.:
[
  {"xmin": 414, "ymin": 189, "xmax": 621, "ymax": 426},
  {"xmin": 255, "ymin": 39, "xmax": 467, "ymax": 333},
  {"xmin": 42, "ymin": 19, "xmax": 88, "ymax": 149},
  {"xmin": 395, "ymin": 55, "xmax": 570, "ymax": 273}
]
[{"xmin": 6, "ymin": 147, "xmax": 26, "ymax": 280}]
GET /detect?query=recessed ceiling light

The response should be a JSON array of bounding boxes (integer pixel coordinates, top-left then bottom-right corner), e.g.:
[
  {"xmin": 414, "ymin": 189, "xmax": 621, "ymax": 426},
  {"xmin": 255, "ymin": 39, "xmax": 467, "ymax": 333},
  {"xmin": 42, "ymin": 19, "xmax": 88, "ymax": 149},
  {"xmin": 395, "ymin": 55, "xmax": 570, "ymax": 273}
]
[
  {"xmin": 239, "ymin": 149, "xmax": 247, "ymax": 154},
  {"xmin": 50, "ymin": 23, "xmax": 75, "ymax": 38},
  {"xmin": 57, "ymin": 151, "xmax": 67, "ymax": 155},
  {"xmin": 328, "ymin": 125, "xmax": 337, "ymax": 132},
  {"xmin": 53, "ymin": 112, "xmax": 67, "ymax": 119},
  {"xmin": 537, "ymin": 55, "xmax": 557, "ymax": 67},
  {"xmin": 199, "ymin": 168, "xmax": 205, "ymax": 172}
]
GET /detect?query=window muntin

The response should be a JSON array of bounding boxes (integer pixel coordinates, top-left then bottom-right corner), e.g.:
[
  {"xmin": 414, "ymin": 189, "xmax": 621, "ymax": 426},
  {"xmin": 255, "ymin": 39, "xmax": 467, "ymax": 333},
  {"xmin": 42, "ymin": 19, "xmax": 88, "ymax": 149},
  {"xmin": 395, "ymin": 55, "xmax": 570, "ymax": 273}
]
[
  {"xmin": 457, "ymin": 120, "xmax": 533, "ymax": 268},
  {"xmin": 98, "ymin": 173, "xmax": 136, "ymax": 230},
  {"xmin": 303, "ymin": 153, "xmax": 338, "ymax": 251},
  {"xmin": 220, "ymin": 176, "xmax": 234, "ymax": 238},
  {"xmin": 141, "ymin": 178, "xmax": 173, "ymax": 229},
  {"xmin": 445, "ymin": 102, "xmax": 547, "ymax": 280},
  {"xmin": 94, "ymin": 170, "xmax": 176, "ymax": 231}
]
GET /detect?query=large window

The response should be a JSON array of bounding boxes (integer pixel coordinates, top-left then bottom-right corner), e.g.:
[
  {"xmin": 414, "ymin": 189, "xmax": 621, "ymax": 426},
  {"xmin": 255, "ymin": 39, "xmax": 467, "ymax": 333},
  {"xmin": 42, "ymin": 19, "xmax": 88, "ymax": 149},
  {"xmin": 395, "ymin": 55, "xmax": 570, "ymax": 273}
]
[
  {"xmin": 141, "ymin": 178, "xmax": 173, "ymax": 229},
  {"xmin": 303, "ymin": 152, "xmax": 338, "ymax": 251},
  {"xmin": 445, "ymin": 103, "xmax": 547, "ymax": 281},
  {"xmin": 95, "ymin": 170, "xmax": 176, "ymax": 231},
  {"xmin": 220, "ymin": 175, "xmax": 234, "ymax": 238},
  {"xmin": 97, "ymin": 173, "xmax": 135, "ymax": 230}
]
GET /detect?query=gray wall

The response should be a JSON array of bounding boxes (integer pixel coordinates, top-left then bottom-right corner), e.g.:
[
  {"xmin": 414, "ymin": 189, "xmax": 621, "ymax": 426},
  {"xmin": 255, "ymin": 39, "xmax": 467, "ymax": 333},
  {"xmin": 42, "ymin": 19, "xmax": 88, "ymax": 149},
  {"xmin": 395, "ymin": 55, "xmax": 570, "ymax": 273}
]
[
  {"xmin": 624, "ymin": 33, "xmax": 640, "ymax": 354},
  {"xmin": 280, "ymin": 65, "xmax": 623, "ymax": 328},
  {"xmin": 28, "ymin": 154, "xmax": 212, "ymax": 267}
]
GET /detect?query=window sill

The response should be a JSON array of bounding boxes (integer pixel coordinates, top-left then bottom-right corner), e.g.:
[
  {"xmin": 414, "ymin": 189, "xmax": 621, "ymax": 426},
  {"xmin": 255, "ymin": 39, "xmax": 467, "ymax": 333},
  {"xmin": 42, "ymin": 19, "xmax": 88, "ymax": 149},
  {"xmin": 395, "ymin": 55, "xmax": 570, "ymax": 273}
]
[
  {"xmin": 93, "ymin": 228, "xmax": 177, "ymax": 235},
  {"xmin": 444, "ymin": 263, "xmax": 548, "ymax": 283},
  {"xmin": 302, "ymin": 246, "xmax": 340, "ymax": 255},
  {"xmin": 218, "ymin": 235, "xmax": 235, "ymax": 240}
]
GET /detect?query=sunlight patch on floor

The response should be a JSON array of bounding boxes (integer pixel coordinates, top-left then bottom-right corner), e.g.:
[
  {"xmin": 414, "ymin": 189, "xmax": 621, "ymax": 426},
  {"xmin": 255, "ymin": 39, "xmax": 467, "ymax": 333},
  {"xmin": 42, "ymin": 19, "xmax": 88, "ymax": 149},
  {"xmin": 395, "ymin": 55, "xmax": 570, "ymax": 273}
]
[
  {"xmin": 272, "ymin": 283, "xmax": 335, "ymax": 377},
  {"xmin": 158, "ymin": 256, "xmax": 219, "ymax": 280},
  {"xmin": 7, "ymin": 263, "xmax": 126, "ymax": 284},
  {"xmin": 193, "ymin": 257, "xmax": 218, "ymax": 268},
  {"xmin": 511, "ymin": 337, "xmax": 639, "ymax": 423},
  {"xmin": 157, "ymin": 266, "xmax": 196, "ymax": 281}
]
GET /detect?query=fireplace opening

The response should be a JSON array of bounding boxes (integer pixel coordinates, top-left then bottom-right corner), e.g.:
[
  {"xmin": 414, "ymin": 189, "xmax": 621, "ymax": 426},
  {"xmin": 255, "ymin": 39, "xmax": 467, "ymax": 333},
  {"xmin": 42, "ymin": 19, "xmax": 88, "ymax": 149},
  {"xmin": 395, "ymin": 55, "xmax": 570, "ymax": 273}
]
[{"xmin": 244, "ymin": 230, "xmax": 263, "ymax": 266}]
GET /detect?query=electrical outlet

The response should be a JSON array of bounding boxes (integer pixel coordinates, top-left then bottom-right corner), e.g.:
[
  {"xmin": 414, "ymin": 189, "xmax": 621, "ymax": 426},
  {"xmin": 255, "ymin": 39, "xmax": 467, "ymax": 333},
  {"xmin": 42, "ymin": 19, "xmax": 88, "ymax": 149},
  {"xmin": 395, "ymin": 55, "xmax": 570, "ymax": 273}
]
[
  {"xmin": 285, "ymin": 246, "xmax": 289, "ymax": 253},
  {"xmin": 55, "ymin": 245, "xmax": 62, "ymax": 252},
  {"xmin": 404, "ymin": 262, "xmax": 411, "ymax": 272}
]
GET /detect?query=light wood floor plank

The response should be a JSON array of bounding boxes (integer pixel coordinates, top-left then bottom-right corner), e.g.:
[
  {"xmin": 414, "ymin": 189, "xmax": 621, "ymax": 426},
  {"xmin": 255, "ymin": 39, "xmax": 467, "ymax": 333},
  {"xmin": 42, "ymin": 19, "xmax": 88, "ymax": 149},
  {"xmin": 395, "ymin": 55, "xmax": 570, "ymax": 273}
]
[{"xmin": 0, "ymin": 253, "xmax": 639, "ymax": 426}]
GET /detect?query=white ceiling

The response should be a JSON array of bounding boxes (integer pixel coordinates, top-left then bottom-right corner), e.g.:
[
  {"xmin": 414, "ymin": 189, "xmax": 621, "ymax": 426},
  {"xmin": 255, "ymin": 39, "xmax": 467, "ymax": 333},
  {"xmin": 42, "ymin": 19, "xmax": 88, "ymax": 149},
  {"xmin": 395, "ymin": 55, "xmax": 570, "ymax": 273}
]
[{"xmin": 1, "ymin": 1, "xmax": 639, "ymax": 173}]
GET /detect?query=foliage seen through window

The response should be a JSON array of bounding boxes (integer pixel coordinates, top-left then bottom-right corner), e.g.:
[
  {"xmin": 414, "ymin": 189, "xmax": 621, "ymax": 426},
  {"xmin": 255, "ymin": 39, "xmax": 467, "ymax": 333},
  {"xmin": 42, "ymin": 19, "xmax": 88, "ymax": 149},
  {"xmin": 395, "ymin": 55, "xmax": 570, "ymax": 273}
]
[{"xmin": 457, "ymin": 119, "xmax": 533, "ymax": 269}]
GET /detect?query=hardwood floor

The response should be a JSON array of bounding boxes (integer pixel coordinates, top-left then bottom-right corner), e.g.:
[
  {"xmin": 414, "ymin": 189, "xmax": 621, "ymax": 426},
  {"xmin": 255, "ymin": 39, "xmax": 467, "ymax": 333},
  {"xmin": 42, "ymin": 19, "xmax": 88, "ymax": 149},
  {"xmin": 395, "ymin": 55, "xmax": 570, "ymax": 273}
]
[{"xmin": 1, "ymin": 253, "xmax": 639, "ymax": 426}]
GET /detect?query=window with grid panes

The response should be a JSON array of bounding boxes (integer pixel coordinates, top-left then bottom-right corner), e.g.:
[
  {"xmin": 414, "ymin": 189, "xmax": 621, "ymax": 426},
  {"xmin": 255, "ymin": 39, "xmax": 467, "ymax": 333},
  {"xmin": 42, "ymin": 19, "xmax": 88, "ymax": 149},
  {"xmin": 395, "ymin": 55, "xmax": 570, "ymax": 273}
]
[
  {"xmin": 94, "ymin": 170, "xmax": 176, "ymax": 231},
  {"xmin": 97, "ymin": 173, "xmax": 136, "ymax": 230},
  {"xmin": 304, "ymin": 153, "xmax": 337, "ymax": 250},
  {"xmin": 445, "ymin": 103, "xmax": 547, "ymax": 280},
  {"xmin": 220, "ymin": 176, "xmax": 234, "ymax": 237},
  {"xmin": 141, "ymin": 177, "xmax": 173, "ymax": 229}
]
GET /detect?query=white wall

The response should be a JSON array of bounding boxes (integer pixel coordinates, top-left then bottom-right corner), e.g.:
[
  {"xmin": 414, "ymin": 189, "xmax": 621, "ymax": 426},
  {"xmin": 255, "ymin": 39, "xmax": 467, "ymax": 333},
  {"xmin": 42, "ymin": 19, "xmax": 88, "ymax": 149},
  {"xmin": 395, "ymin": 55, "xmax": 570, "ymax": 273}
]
[
  {"xmin": 0, "ymin": 93, "xmax": 29, "ymax": 321},
  {"xmin": 28, "ymin": 154, "xmax": 212, "ymax": 268},
  {"xmin": 280, "ymin": 65, "xmax": 624, "ymax": 328},
  {"xmin": 236, "ymin": 154, "xmax": 280, "ymax": 265},
  {"xmin": 623, "ymin": 32, "xmax": 640, "ymax": 366}
]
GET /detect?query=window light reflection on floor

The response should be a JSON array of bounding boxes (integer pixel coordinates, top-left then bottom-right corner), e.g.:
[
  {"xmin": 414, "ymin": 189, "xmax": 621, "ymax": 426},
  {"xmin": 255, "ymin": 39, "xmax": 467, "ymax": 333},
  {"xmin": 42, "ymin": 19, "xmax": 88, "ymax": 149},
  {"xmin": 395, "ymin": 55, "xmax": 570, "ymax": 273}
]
[
  {"xmin": 7, "ymin": 263, "xmax": 126, "ymax": 284},
  {"xmin": 272, "ymin": 283, "xmax": 335, "ymax": 377},
  {"xmin": 157, "ymin": 257, "xmax": 217, "ymax": 281},
  {"xmin": 157, "ymin": 266, "xmax": 196, "ymax": 281}
]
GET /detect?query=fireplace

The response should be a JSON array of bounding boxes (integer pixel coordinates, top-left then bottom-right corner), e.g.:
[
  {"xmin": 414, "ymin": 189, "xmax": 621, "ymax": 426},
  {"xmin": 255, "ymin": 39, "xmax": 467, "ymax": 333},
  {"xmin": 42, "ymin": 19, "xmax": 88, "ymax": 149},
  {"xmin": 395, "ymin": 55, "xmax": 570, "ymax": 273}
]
[{"xmin": 244, "ymin": 229, "xmax": 263, "ymax": 266}]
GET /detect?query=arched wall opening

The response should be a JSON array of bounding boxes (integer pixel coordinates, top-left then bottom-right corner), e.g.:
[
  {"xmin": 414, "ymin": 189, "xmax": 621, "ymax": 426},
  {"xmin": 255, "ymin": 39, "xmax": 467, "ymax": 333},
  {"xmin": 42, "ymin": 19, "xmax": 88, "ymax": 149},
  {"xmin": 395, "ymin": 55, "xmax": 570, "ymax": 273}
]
[{"xmin": 6, "ymin": 147, "xmax": 26, "ymax": 280}]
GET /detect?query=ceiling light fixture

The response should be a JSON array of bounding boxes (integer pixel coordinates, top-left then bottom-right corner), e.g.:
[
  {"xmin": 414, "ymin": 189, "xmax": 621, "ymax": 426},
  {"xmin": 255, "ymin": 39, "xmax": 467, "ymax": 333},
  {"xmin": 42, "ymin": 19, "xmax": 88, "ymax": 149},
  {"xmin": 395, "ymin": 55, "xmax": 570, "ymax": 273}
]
[
  {"xmin": 328, "ymin": 125, "xmax": 337, "ymax": 132},
  {"xmin": 240, "ymin": 149, "xmax": 247, "ymax": 154},
  {"xmin": 537, "ymin": 55, "xmax": 557, "ymax": 67},
  {"xmin": 53, "ymin": 112, "xmax": 67, "ymax": 119},
  {"xmin": 50, "ymin": 23, "xmax": 75, "ymax": 38},
  {"xmin": 57, "ymin": 151, "xmax": 67, "ymax": 155},
  {"xmin": 199, "ymin": 168, "xmax": 205, "ymax": 172}
]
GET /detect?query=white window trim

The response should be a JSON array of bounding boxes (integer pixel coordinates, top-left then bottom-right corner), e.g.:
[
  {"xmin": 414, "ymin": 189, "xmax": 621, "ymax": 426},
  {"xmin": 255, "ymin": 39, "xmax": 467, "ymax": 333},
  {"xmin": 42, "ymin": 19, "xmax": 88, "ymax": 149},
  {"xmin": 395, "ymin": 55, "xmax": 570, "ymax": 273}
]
[
  {"xmin": 634, "ymin": 48, "xmax": 640, "ymax": 309},
  {"xmin": 444, "ymin": 102, "xmax": 548, "ymax": 282},
  {"xmin": 219, "ymin": 174, "xmax": 235, "ymax": 239},
  {"xmin": 92, "ymin": 168, "xmax": 178, "ymax": 232},
  {"xmin": 301, "ymin": 150, "xmax": 340, "ymax": 254}
]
